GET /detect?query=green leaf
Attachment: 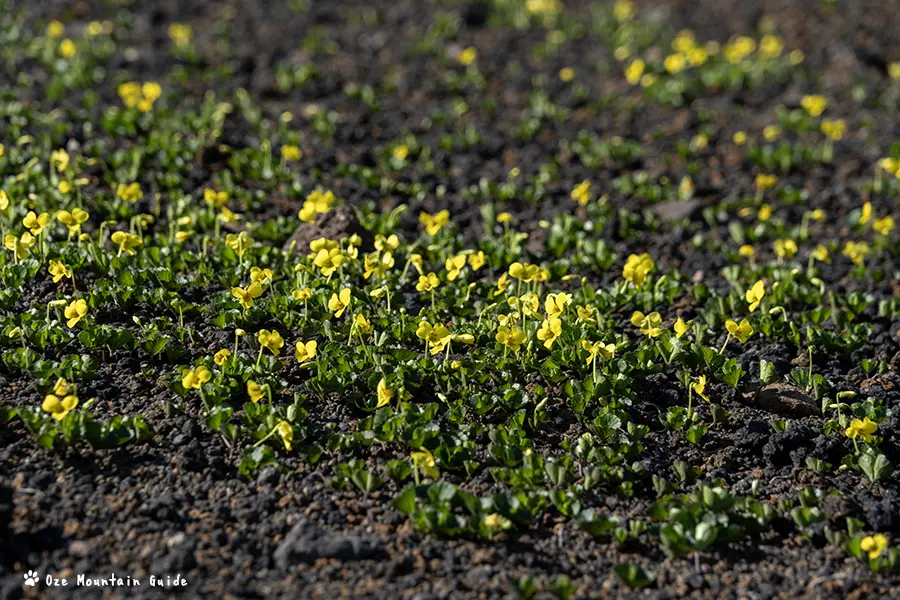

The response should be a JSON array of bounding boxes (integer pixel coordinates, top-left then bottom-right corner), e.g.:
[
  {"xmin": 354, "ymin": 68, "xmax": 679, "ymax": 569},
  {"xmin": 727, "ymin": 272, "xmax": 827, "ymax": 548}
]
[
  {"xmin": 858, "ymin": 452, "xmax": 893, "ymax": 483},
  {"xmin": 393, "ymin": 484, "xmax": 417, "ymax": 514},
  {"xmin": 759, "ymin": 359, "xmax": 777, "ymax": 384}
]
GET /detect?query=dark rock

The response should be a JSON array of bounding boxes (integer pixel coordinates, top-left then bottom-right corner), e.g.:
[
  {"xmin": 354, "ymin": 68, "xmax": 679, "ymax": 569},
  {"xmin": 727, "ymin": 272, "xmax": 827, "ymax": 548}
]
[
  {"xmin": 651, "ymin": 199, "xmax": 701, "ymax": 222},
  {"xmin": 256, "ymin": 466, "xmax": 280, "ymax": 487},
  {"xmin": 283, "ymin": 205, "xmax": 373, "ymax": 254},
  {"xmin": 763, "ymin": 424, "xmax": 815, "ymax": 467},
  {"xmin": 744, "ymin": 383, "xmax": 819, "ymax": 418},
  {"xmin": 152, "ymin": 533, "xmax": 196, "ymax": 572},
  {"xmin": 273, "ymin": 518, "xmax": 383, "ymax": 569}
]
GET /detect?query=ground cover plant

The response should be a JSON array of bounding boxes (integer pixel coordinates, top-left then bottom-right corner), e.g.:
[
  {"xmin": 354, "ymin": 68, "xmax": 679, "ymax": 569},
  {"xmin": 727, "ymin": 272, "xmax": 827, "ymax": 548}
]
[{"xmin": 1, "ymin": 0, "xmax": 900, "ymax": 597}]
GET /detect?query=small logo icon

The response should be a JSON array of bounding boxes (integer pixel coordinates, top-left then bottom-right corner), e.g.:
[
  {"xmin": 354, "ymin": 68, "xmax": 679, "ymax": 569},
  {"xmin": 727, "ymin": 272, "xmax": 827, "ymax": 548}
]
[{"xmin": 24, "ymin": 571, "xmax": 39, "ymax": 586}]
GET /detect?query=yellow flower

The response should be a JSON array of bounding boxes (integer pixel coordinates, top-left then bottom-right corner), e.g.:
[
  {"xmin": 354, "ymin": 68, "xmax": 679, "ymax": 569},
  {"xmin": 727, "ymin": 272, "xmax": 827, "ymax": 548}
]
[
  {"xmin": 820, "ymin": 119, "xmax": 846, "ymax": 141},
  {"xmin": 47, "ymin": 20, "xmax": 65, "ymax": 38},
  {"xmin": 281, "ymin": 145, "xmax": 302, "ymax": 161},
  {"xmin": 559, "ymin": 67, "xmax": 575, "ymax": 82},
  {"xmin": 809, "ymin": 208, "xmax": 825, "ymax": 222},
  {"xmin": 873, "ymin": 216, "xmax": 895, "ymax": 236},
  {"xmin": 860, "ymin": 202, "xmax": 872, "ymax": 225},
  {"xmin": 536, "ymin": 317, "xmax": 561, "ymax": 349},
  {"xmin": 746, "ymin": 280, "xmax": 765, "ymax": 312},
  {"xmin": 85, "ymin": 21, "xmax": 112, "ymax": 37},
  {"xmin": 204, "ymin": 188, "xmax": 229, "ymax": 208},
  {"xmin": 355, "ymin": 313, "xmax": 372, "ymax": 334},
  {"xmin": 118, "ymin": 81, "xmax": 162, "ymax": 112},
  {"xmin": 891, "ymin": 62, "xmax": 900, "ymax": 80},
  {"xmin": 218, "ymin": 207, "xmax": 241, "ymax": 224},
  {"xmin": 759, "ymin": 34, "xmax": 783, "ymax": 59},
  {"xmin": 232, "ymin": 282, "xmax": 263, "ymax": 310},
  {"xmin": 111, "ymin": 231, "xmax": 143, "ymax": 256},
  {"xmin": 23, "ymin": 211, "xmax": 50, "ymax": 235},
  {"xmin": 0, "ymin": 189, "xmax": 8, "ymax": 210},
  {"xmin": 774, "ymin": 239, "xmax": 798, "ymax": 260},
  {"xmin": 497, "ymin": 212, "xmax": 513, "ymax": 224},
  {"xmin": 724, "ymin": 36, "xmax": 756, "ymax": 63},
  {"xmin": 54, "ymin": 378, "xmax": 70, "ymax": 396},
  {"xmin": 213, "ymin": 349, "xmax": 231, "ymax": 365},
  {"xmin": 526, "ymin": 0, "xmax": 560, "ymax": 15},
  {"xmin": 755, "ymin": 174, "xmax": 777, "ymax": 191},
  {"xmin": 416, "ymin": 272, "xmax": 440, "ymax": 292},
  {"xmin": 510, "ymin": 293, "xmax": 539, "ymax": 318},
  {"xmin": 182, "ymin": 366, "xmax": 211, "ymax": 390},
  {"xmin": 445, "ymin": 254, "xmax": 467, "ymax": 281},
  {"xmin": 392, "ymin": 145, "xmax": 409, "ymax": 161},
  {"xmin": 508, "ymin": 262, "xmax": 541, "ymax": 282},
  {"xmin": 571, "ymin": 180, "xmax": 591, "ymax": 206},
  {"xmin": 415, "ymin": 321, "xmax": 452, "ymax": 354},
  {"xmin": 167, "ymin": 23, "xmax": 193, "ymax": 46},
  {"xmin": 613, "ymin": 0, "xmax": 634, "ymax": 20},
  {"xmin": 544, "ymin": 292, "xmax": 571, "ymax": 318},
  {"xmin": 248, "ymin": 267, "xmax": 272, "ymax": 285},
  {"xmin": 861, "ymin": 534, "xmax": 889, "ymax": 560},
  {"xmin": 674, "ymin": 317, "xmax": 690, "ymax": 339},
  {"xmin": 468, "ymin": 251, "xmax": 486, "ymax": 271},
  {"xmin": 4, "ymin": 233, "xmax": 35, "ymax": 259},
  {"xmin": 725, "ymin": 318, "xmax": 754, "ymax": 343},
  {"xmin": 374, "ymin": 234, "xmax": 399, "ymax": 251},
  {"xmin": 116, "ymin": 182, "xmax": 142, "ymax": 204},
  {"xmin": 363, "ymin": 251, "xmax": 394, "ymax": 279},
  {"xmin": 276, "ymin": 421, "xmax": 293, "ymax": 452},
  {"xmin": 878, "ymin": 157, "xmax": 900, "ymax": 178},
  {"xmin": 225, "ymin": 231, "xmax": 251, "ymax": 257},
  {"xmin": 292, "ymin": 287, "xmax": 313, "ymax": 301},
  {"xmin": 458, "ymin": 46, "xmax": 477, "ymax": 66},
  {"xmin": 622, "ymin": 253, "xmax": 655, "ymax": 286},
  {"xmin": 298, "ymin": 189, "xmax": 335, "ymax": 222},
  {"xmin": 664, "ymin": 53, "xmax": 686, "ymax": 74},
  {"xmin": 687, "ymin": 47, "xmax": 708, "ymax": 66},
  {"xmin": 51, "ymin": 148, "xmax": 70, "ymax": 172},
  {"xmin": 295, "ymin": 340, "xmax": 318, "ymax": 364},
  {"xmin": 496, "ymin": 325, "xmax": 526, "ymax": 352},
  {"xmin": 42, "ymin": 394, "xmax": 79, "ymax": 421},
  {"xmin": 692, "ymin": 375, "xmax": 709, "ymax": 401},
  {"xmin": 258, "ymin": 329, "xmax": 284, "ymax": 355},
  {"xmin": 482, "ymin": 513, "xmax": 511, "ymax": 531},
  {"xmin": 48, "ymin": 260, "xmax": 73, "ymax": 283},
  {"xmin": 328, "ymin": 288, "xmax": 352, "ymax": 318},
  {"xmin": 56, "ymin": 208, "xmax": 89, "ymax": 234},
  {"xmin": 411, "ymin": 448, "xmax": 439, "ymax": 478},
  {"xmin": 576, "ymin": 305, "xmax": 595, "ymax": 323},
  {"xmin": 672, "ymin": 30, "xmax": 695, "ymax": 53},
  {"xmin": 732, "ymin": 131, "xmax": 747, "ymax": 145},
  {"xmin": 247, "ymin": 380, "xmax": 265, "ymax": 403},
  {"xmin": 842, "ymin": 241, "xmax": 870, "ymax": 265},
  {"xmin": 630, "ymin": 311, "xmax": 663, "ymax": 337},
  {"xmin": 313, "ymin": 248, "xmax": 344, "ymax": 276},
  {"xmin": 581, "ymin": 340, "xmax": 615, "ymax": 364},
  {"xmin": 811, "ymin": 244, "xmax": 831, "ymax": 264},
  {"xmin": 625, "ymin": 58, "xmax": 645, "ymax": 85},
  {"xmin": 845, "ymin": 417, "xmax": 878, "ymax": 443},
  {"xmin": 64, "ymin": 298, "xmax": 88, "ymax": 328},
  {"xmin": 763, "ymin": 125, "xmax": 781, "ymax": 142},
  {"xmin": 419, "ymin": 210, "xmax": 449, "ymax": 235},
  {"xmin": 376, "ymin": 378, "xmax": 394, "ymax": 408},
  {"xmin": 739, "ymin": 245, "xmax": 755, "ymax": 259},
  {"xmin": 494, "ymin": 273, "xmax": 510, "ymax": 296},
  {"xmin": 59, "ymin": 39, "xmax": 76, "ymax": 58},
  {"xmin": 801, "ymin": 95, "xmax": 828, "ymax": 118}
]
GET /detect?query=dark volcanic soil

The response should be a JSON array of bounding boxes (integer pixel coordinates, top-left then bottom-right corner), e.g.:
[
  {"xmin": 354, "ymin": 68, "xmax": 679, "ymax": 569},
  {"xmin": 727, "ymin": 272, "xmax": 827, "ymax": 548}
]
[{"xmin": 2, "ymin": 1, "xmax": 900, "ymax": 599}]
